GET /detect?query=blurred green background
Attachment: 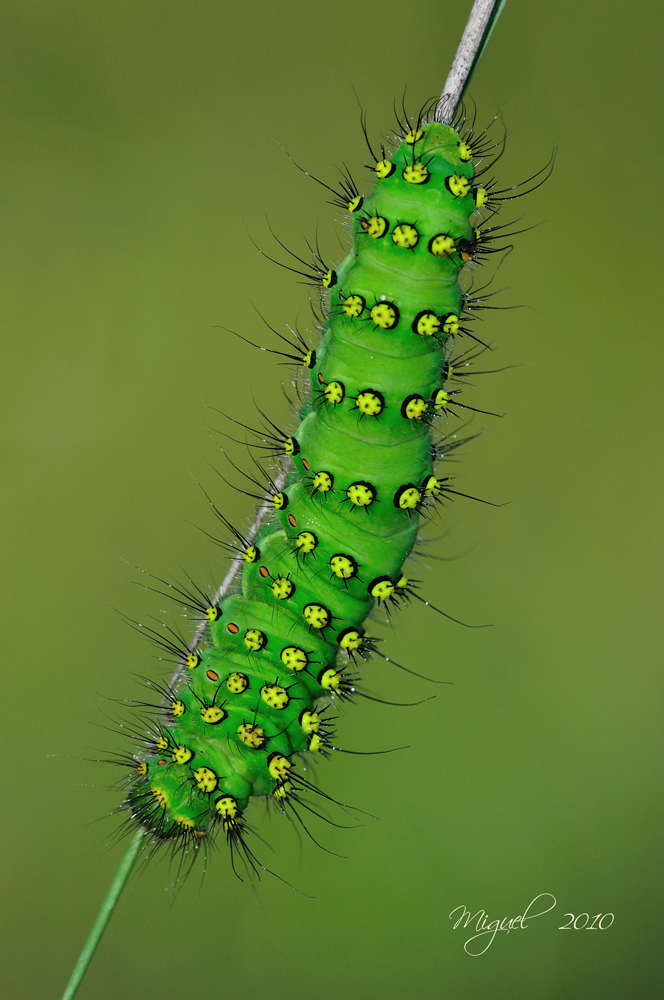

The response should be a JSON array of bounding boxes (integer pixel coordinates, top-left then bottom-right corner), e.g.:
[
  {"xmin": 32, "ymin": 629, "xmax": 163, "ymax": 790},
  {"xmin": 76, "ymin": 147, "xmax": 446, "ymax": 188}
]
[{"xmin": 1, "ymin": 2, "xmax": 662, "ymax": 997}]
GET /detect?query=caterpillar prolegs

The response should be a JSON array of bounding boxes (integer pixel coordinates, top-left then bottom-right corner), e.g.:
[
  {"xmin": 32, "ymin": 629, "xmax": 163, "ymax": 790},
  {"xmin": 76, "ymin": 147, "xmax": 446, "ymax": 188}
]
[{"xmin": 118, "ymin": 107, "xmax": 527, "ymax": 868}]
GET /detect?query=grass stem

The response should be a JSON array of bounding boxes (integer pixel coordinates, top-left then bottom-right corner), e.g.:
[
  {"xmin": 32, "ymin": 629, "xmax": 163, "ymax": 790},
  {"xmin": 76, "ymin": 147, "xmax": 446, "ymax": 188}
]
[{"xmin": 60, "ymin": 826, "xmax": 145, "ymax": 1000}]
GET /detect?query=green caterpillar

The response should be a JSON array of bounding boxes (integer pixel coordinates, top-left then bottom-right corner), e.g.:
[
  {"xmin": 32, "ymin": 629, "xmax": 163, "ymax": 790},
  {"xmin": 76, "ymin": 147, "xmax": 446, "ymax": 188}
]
[{"xmin": 119, "ymin": 107, "xmax": 513, "ymax": 872}]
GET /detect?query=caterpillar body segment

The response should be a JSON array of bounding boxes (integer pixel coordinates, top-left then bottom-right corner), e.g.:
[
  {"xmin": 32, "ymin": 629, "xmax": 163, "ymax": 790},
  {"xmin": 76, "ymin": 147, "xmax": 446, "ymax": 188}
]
[{"xmin": 126, "ymin": 120, "xmax": 482, "ymax": 851}]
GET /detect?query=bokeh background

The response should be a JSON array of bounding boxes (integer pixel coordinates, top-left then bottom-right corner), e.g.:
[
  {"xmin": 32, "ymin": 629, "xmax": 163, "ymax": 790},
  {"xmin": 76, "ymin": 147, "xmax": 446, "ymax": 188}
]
[{"xmin": 1, "ymin": 2, "xmax": 662, "ymax": 997}]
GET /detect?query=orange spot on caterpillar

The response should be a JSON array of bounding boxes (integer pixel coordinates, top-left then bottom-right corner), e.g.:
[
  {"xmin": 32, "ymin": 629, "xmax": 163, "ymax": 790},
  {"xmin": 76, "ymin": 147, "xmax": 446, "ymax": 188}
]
[
  {"xmin": 259, "ymin": 566, "xmax": 269, "ymax": 577},
  {"xmin": 206, "ymin": 669, "xmax": 219, "ymax": 682},
  {"xmin": 227, "ymin": 623, "xmax": 239, "ymax": 634},
  {"xmin": 317, "ymin": 372, "xmax": 324, "ymax": 383},
  {"xmin": 288, "ymin": 514, "xmax": 297, "ymax": 527},
  {"xmin": 302, "ymin": 459, "xmax": 310, "ymax": 471},
  {"xmin": 157, "ymin": 759, "xmax": 166, "ymax": 765}
]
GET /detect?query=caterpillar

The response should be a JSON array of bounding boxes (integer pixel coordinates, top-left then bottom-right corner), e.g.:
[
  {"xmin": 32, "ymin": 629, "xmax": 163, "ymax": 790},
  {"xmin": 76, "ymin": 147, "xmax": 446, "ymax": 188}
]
[{"xmin": 114, "ymin": 97, "xmax": 549, "ymax": 869}]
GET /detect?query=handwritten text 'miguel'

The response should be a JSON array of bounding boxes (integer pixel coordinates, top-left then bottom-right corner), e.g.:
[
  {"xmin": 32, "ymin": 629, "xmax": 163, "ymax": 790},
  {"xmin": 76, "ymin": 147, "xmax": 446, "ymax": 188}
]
[{"xmin": 449, "ymin": 893, "xmax": 557, "ymax": 955}]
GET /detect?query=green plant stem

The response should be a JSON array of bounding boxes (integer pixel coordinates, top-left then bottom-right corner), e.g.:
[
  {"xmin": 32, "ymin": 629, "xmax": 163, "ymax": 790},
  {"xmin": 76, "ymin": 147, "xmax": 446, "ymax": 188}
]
[
  {"xmin": 59, "ymin": 4, "xmax": 510, "ymax": 996},
  {"xmin": 435, "ymin": 0, "xmax": 507, "ymax": 121},
  {"xmin": 60, "ymin": 827, "xmax": 146, "ymax": 1000}
]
